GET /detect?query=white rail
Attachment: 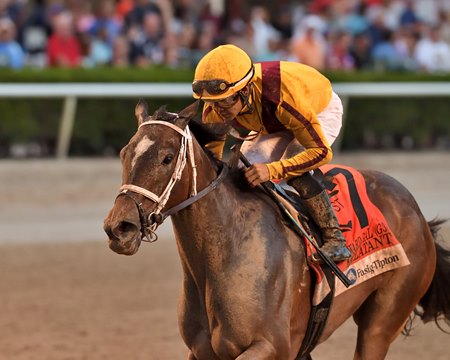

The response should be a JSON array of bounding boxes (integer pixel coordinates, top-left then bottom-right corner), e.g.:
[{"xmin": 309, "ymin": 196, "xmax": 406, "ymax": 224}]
[{"xmin": 1, "ymin": 82, "xmax": 449, "ymax": 158}]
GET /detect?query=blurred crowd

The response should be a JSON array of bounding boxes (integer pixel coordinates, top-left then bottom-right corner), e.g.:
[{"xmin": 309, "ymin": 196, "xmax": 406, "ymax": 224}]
[{"xmin": 1, "ymin": 0, "xmax": 450, "ymax": 73}]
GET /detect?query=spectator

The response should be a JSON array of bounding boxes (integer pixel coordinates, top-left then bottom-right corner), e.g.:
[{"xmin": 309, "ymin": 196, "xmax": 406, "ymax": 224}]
[
  {"xmin": 414, "ymin": 25, "xmax": 450, "ymax": 73},
  {"xmin": 0, "ymin": 17, "xmax": 25, "ymax": 69},
  {"xmin": 163, "ymin": 31, "xmax": 180, "ymax": 68},
  {"xmin": 90, "ymin": 0, "xmax": 122, "ymax": 46},
  {"xmin": 1, "ymin": 0, "xmax": 26, "ymax": 25},
  {"xmin": 414, "ymin": 0, "xmax": 441, "ymax": 26},
  {"xmin": 225, "ymin": 19, "xmax": 257, "ymax": 60},
  {"xmin": 190, "ymin": 20, "xmax": 216, "ymax": 65},
  {"xmin": 289, "ymin": 15, "xmax": 326, "ymax": 69},
  {"xmin": 83, "ymin": 26, "xmax": 113, "ymax": 67},
  {"xmin": 124, "ymin": 0, "xmax": 161, "ymax": 31},
  {"xmin": 129, "ymin": 11, "xmax": 164, "ymax": 66},
  {"xmin": 116, "ymin": 0, "xmax": 134, "ymax": 20},
  {"xmin": 46, "ymin": 11, "xmax": 82, "ymax": 67},
  {"xmin": 371, "ymin": 29, "xmax": 403, "ymax": 71},
  {"xmin": 437, "ymin": 9, "xmax": 450, "ymax": 45},
  {"xmin": 400, "ymin": 0, "xmax": 419, "ymax": 27},
  {"xmin": 382, "ymin": 0, "xmax": 405, "ymax": 31},
  {"xmin": 250, "ymin": 6, "xmax": 281, "ymax": 61},
  {"xmin": 73, "ymin": 1, "xmax": 96, "ymax": 34},
  {"xmin": 272, "ymin": 5, "xmax": 293, "ymax": 40},
  {"xmin": 111, "ymin": 35, "xmax": 130, "ymax": 67},
  {"xmin": 18, "ymin": 0, "xmax": 50, "ymax": 68},
  {"xmin": 174, "ymin": 20, "xmax": 196, "ymax": 67},
  {"xmin": 349, "ymin": 32, "xmax": 373, "ymax": 70},
  {"xmin": 342, "ymin": 2, "xmax": 370, "ymax": 35},
  {"xmin": 326, "ymin": 31, "xmax": 355, "ymax": 71},
  {"xmin": 366, "ymin": 11, "xmax": 389, "ymax": 49},
  {"xmin": 392, "ymin": 27, "xmax": 418, "ymax": 70}
]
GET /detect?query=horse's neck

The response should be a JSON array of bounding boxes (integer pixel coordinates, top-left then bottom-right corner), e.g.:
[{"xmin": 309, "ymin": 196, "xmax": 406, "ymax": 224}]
[{"xmin": 171, "ymin": 166, "xmax": 242, "ymax": 271}]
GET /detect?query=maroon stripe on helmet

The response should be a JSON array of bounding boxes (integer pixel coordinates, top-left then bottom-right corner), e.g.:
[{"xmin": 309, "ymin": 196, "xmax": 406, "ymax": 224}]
[
  {"xmin": 261, "ymin": 61, "xmax": 285, "ymax": 133},
  {"xmin": 280, "ymin": 101, "xmax": 329, "ymax": 173}
]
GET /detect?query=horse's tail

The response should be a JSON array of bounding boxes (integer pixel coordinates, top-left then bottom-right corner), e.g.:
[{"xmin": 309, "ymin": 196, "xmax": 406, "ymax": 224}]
[{"xmin": 416, "ymin": 218, "xmax": 450, "ymax": 330}]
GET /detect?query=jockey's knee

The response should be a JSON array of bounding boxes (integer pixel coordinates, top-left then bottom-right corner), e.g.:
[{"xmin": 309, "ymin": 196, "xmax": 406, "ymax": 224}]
[{"xmin": 288, "ymin": 171, "xmax": 323, "ymax": 199}]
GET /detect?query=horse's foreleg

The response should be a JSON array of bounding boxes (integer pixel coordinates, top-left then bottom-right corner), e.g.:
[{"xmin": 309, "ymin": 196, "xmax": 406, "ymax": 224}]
[{"xmin": 235, "ymin": 340, "xmax": 277, "ymax": 360}]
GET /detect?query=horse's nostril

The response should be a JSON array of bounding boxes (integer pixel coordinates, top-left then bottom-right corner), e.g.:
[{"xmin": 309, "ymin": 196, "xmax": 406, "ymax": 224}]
[{"xmin": 116, "ymin": 221, "xmax": 138, "ymax": 236}]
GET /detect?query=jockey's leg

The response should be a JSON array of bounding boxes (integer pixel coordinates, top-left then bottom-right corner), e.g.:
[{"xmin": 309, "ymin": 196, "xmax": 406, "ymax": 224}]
[{"xmin": 288, "ymin": 172, "xmax": 351, "ymax": 263}]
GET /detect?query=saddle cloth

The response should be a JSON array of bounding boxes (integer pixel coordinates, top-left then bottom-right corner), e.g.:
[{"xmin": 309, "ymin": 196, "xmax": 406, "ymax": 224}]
[{"xmin": 280, "ymin": 164, "xmax": 411, "ymax": 305}]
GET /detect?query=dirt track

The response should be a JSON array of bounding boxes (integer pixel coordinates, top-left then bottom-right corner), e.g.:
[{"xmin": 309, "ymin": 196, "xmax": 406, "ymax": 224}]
[{"xmin": 1, "ymin": 153, "xmax": 449, "ymax": 360}]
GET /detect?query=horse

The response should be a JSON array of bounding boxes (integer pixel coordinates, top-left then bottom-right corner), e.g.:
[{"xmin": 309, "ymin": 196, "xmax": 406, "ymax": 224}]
[{"xmin": 103, "ymin": 100, "xmax": 450, "ymax": 360}]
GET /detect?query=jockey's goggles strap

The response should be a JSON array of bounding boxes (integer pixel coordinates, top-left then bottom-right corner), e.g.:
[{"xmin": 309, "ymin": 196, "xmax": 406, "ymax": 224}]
[
  {"xmin": 238, "ymin": 82, "xmax": 254, "ymax": 115},
  {"xmin": 192, "ymin": 64, "xmax": 254, "ymax": 97}
]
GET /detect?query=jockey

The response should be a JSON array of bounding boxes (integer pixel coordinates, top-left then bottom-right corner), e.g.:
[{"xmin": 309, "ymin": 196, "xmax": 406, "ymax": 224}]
[{"xmin": 192, "ymin": 44, "xmax": 351, "ymax": 264}]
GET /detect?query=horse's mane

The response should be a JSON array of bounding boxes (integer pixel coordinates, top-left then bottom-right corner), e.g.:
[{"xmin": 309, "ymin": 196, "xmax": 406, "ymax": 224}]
[
  {"xmin": 154, "ymin": 106, "xmax": 252, "ymax": 192},
  {"xmin": 152, "ymin": 105, "xmax": 229, "ymax": 147},
  {"xmin": 152, "ymin": 106, "xmax": 181, "ymax": 122},
  {"xmin": 188, "ymin": 118, "xmax": 230, "ymax": 148}
]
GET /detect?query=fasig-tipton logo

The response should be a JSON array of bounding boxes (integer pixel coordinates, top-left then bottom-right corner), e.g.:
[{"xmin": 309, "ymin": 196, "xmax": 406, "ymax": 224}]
[
  {"xmin": 349, "ymin": 255, "xmax": 400, "ymax": 279},
  {"xmin": 345, "ymin": 268, "xmax": 358, "ymax": 285}
]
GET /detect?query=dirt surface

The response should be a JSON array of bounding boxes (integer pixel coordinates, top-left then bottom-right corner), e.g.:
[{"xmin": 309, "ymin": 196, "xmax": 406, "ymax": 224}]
[{"xmin": 1, "ymin": 153, "xmax": 450, "ymax": 360}]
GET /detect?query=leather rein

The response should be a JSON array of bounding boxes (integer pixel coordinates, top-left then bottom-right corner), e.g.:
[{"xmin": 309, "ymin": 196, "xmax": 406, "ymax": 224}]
[{"xmin": 116, "ymin": 119, "xmax": 228, "ymax": 242}]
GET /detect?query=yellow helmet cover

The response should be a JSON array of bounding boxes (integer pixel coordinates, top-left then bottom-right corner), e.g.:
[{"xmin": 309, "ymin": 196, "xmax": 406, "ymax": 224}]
[{"xmin": 192, "ymin": 44, "xmax": 254, "ymax": 100}]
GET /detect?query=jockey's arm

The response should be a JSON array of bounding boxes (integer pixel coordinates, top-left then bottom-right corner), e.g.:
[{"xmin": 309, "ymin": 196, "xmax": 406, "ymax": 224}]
[{"xmin": 265, "ymin": 105, "xmax": 333, "ymax": 180}]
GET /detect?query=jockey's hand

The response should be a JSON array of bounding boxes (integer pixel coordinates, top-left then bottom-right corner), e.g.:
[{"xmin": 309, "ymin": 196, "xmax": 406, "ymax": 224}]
[{"xmin": 244, "ymin": 163, "xmax": 270, "ymax": 187}]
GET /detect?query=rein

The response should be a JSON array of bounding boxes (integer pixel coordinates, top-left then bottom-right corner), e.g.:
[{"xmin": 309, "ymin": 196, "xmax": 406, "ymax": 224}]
[{"xmin": 117, "ymin": 119, "xmax": 228, "ymax": 242}]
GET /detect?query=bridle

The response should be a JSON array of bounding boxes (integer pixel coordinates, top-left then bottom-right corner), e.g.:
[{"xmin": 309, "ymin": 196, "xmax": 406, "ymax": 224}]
[{"xmin": 116, "ymin": 119, "xmax": 228, "ymax": 242}]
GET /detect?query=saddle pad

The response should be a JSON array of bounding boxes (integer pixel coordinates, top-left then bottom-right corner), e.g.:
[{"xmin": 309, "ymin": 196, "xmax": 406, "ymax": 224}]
[{"xmin": 308, "ymin": 165, "xmax": 410, "ymax": 304}]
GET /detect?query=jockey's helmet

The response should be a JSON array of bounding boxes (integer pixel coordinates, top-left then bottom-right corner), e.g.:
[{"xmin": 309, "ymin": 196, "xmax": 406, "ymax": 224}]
[{"xmin": 192, "ymin": 44, "xmax": 255, "ymax": 101}]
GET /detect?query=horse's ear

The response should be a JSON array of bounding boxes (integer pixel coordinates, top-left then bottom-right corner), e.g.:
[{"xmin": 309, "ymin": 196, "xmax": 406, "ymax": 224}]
[
  {"xmin": 135, "ymin": 98, "xmax": 149, "ymax": 126},
  {"xmin": 176, "ymin": 100, "xmax": 200, "ymax": 128}
]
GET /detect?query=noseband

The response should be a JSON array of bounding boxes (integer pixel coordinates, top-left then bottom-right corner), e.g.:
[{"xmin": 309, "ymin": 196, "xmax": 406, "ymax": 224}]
[{"xmin": 116, "ymin": 119, "xmax": 228, "ymax": 242}]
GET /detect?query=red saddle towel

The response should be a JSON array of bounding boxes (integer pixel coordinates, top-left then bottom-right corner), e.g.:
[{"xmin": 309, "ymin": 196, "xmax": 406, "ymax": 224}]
[{"xmin": 308, "ymin": 165, "xmax": 410, "ymax": 304}]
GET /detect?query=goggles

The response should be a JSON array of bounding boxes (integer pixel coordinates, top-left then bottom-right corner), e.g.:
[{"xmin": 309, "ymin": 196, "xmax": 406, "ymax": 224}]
[
  {"xmin": 192, "ymin": 65, "xmax": 254, "ymax": 98},
  {"xmin": 207, "ymin": 93, "xmax": 240, "ymax": 109}
]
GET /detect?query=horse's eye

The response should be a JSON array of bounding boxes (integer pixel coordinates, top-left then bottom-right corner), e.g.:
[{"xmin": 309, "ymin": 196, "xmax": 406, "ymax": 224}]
[{"xmin": 162, "ymin": 154, "xmax": 174, "ymax": 165}]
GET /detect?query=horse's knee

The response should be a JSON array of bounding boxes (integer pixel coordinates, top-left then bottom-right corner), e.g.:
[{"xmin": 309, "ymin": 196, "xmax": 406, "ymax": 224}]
[
  {"xmin": 187, "ymin": 352, "xmax": 196, "ymax": 360},
  {"xmin": 355, "ymin": 328, "xmax": 391, "ymax": 360},
  {"xmin": 210, "ymin": 332, "xmax": 242, "ymax": 359},
  {"xmin": 211, "ymin": 330, "xmax": 277, "ymax": 359},
  {"xmin": 235, "ymin": 340, "xmax": 277, "ymax": 359}
]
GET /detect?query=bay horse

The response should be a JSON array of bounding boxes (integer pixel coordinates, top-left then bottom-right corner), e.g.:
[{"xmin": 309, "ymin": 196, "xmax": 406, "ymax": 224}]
[{"xmin": 103, "ymin": 100, "xmax": 450, "ymax": 360}]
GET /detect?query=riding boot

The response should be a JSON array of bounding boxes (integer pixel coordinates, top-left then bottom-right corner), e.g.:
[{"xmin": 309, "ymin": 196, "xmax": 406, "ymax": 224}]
[{"xmin": 289, "ymin": 174, "xmax": 352, "ymax": 264}]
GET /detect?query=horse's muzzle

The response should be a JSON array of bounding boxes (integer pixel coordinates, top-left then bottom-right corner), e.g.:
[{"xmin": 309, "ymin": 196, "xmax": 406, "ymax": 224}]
[{"xmin": 104, "ymin": 210, "xmax": 142, "ymax": 255}]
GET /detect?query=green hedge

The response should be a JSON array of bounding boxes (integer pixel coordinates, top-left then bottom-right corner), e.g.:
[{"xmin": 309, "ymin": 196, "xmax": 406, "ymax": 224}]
[
  {"xmin": 0, "ymin": 67, "xmax": 195, "ymax": 83},
  {"xmin": 1, "ymin": 67, "xmax": 450, "ymax": 83},
  {"xmin": 0, "ymin": 67, "xmax": 449, "ymax": 157}
]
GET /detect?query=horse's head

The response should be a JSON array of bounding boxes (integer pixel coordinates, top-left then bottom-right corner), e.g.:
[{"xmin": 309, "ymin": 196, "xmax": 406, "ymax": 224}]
[{"xmin": 104, "ymin": 99, "xmax": 199, "ymax": 255}]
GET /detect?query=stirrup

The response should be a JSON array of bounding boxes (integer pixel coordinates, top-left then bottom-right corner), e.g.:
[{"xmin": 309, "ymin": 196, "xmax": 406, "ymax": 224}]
[{"xmin": 310, "ymin": 245, "xmax": 352, "ymax": 264}]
